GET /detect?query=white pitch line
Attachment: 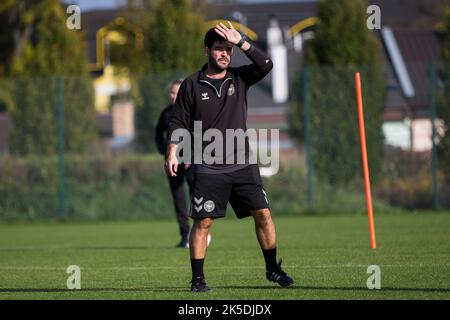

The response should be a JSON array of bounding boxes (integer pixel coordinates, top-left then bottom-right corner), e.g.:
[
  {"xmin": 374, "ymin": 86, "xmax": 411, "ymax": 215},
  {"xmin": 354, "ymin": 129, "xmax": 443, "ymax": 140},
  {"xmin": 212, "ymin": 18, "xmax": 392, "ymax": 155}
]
[{"xmin": 0, "ymin": 264, "xmax": 449, "ymax": 271}]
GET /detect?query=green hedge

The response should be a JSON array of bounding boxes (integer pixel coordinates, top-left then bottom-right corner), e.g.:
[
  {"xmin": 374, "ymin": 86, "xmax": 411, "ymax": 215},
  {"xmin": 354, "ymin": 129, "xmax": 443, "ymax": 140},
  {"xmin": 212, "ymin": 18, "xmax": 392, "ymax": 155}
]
[
  {"xmin": 0, "ymin": 155, "xmax": 171, "ymax": 222},
  {"xmin": 0, "ymin": 155, "xmax": 399, "ymax": 222}
]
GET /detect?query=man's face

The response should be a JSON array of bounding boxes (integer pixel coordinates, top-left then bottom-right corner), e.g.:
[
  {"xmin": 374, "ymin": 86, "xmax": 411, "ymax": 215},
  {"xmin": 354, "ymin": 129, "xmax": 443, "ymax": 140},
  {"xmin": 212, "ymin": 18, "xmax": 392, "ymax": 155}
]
[
  {"xmin": 169, "ymin": 83, "xmax": 180, "ymax": 104},
  {"xmin": 206, "ymin": 40, "xmax": 233, "ymax": 71}
]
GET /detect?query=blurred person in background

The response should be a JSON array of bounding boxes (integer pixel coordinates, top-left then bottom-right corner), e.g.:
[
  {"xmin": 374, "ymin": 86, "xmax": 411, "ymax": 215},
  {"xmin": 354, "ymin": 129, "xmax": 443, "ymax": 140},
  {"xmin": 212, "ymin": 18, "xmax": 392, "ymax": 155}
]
[{"xmin": 155, "ymin": 79, "xmax": 211, "ymax": 248}]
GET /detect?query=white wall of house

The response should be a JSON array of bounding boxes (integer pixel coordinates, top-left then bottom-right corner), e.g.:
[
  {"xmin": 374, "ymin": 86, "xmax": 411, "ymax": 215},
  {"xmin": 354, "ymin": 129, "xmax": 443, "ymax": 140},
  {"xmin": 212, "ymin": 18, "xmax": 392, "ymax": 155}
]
[
  {"xmin": 383, "ymin": 121, "xmax": 411, "ymax": 150},
  {"xmin": 411, "ymin": 118, "xmax": 444, "ymax": 152},
  {"xmin": 382, "ymin": 118, "xmax": 444, "ymax": 152},
  {"xmin": 112, "ymin": 101, "xmax": 134, "ymax": 138}
]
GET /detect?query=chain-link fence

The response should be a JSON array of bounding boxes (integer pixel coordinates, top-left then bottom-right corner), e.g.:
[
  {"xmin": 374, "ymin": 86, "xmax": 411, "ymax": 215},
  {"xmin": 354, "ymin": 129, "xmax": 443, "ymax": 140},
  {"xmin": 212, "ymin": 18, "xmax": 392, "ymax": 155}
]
[
  {"xmin": 0, "ymin": 75, "xmax": 173, "ymax": 221},
  {"xmin": 0, "ymin": 62, "xmax": 448, "ymax": 221},
  {"xmin": 288, "ymin": 62, "xmax": 449, "ymax": 212}
]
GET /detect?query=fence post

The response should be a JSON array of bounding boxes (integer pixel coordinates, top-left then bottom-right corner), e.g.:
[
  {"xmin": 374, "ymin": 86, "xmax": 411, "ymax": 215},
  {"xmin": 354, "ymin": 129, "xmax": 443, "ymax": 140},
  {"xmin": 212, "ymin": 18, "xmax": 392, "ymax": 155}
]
[
  {"xmin": 429, "ymin": 62, "xmax": 440, "ymax": 209},
  {"xmin": 56, "ymin": 77, "xmax": 67, "ymax": 219},
  {"xmin": 303, "ymin": 67, "xmax": 313, "ymax": 210}
]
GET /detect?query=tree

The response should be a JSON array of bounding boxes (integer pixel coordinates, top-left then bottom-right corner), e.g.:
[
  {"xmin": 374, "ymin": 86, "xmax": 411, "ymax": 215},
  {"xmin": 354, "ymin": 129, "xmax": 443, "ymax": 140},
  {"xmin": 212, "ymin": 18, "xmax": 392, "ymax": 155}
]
[
  {"xmin": 438, "ymin": 8, "xmax": 450, "ymax": 184},
  {"xmin": 0, "ymin": 0, "xmax": 95, "ymax": 155},
  {"xmin": 133, "ymin": 0, "xmax": 207, "ymax": 152},
  {"xmin": 288, "ymin": 0, "xmax": 385, "ymax": 185}
]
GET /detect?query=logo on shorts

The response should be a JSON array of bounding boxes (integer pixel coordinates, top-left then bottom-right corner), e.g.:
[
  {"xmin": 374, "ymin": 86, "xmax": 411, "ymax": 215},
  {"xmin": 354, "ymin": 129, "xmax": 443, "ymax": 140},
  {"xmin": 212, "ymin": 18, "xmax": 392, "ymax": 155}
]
[
  {"xmin": 194, "ymin": 196, "xmax": 203, "ymax": 213},
  {"xmin": 203, "ymin": 200, "xmax": 215, "ymax": 213},
  {"xmin": 262, "ymin": 189, "xmax": 268, "ymax": 205},
  {"xmin": 227, "ymin": 84, "xmax": 235, "ymax": 96}
]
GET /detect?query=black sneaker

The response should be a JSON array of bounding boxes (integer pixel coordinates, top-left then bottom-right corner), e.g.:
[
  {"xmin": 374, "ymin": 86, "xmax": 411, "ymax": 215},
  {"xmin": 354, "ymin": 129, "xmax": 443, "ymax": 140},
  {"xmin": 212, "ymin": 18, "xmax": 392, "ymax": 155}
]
[
  {"xmin": 176, "ymin": 239, "xmax": 189, "ymax": 248},
  {"xmin": 190, "ymin": 277, "xmax": 211, "ymax": 292},
  {"xmin": 266, "ymin": 259, "xmax": 294, "ymax": 288}
]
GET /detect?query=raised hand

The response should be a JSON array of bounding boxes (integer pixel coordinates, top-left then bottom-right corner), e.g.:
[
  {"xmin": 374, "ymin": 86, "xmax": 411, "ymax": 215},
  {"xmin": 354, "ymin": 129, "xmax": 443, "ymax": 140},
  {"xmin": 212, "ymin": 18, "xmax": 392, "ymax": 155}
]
[{"xmin": 214, "ymin": 21, "xmax": 242, "ymax": 45}]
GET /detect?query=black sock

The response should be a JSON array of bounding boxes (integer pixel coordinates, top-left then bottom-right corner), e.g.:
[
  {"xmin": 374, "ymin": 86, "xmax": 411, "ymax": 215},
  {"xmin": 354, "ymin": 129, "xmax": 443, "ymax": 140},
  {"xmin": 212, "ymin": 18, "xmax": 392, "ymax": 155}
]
[
  {"xmin": 191, "ymin": 258, "xmax": 205, "ymax": 279},
  {"xmin": 262, "ymin": 248, "xmax": 278, "ymax": 271}
]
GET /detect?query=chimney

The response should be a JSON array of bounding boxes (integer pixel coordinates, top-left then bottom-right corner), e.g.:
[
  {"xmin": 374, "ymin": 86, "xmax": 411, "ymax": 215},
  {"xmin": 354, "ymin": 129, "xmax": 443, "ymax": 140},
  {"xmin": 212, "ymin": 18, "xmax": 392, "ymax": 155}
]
[{"xmin": 267, "ymin": 17, "xmax": 288, "ymax": 104}]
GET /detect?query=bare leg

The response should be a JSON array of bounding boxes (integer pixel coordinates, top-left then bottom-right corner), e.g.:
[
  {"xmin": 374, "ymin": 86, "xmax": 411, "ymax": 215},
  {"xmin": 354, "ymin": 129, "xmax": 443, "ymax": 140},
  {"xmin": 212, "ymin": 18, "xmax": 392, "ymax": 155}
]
[
  {"xmin": 251, "ymin": 208, "xmax": 276, "ymax": 250},
  {"xmin": 190, "ymin": 217, "xmax": 213, "ymax": 258},
  {"xmin": 251, "ymin": 208, "xmax": 294, "ymax": 287}
]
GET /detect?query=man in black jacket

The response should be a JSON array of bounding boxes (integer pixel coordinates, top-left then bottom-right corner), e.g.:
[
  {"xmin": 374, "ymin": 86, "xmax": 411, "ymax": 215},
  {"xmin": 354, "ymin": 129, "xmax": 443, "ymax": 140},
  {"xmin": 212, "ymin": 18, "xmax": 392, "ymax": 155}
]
[
  {"xmin": 166, "ymin": 22, "xmax": 294, "ymax": 292},
  {"xmin": 155, "ymin": 79, "xmax": 194, "ymax": 248}
]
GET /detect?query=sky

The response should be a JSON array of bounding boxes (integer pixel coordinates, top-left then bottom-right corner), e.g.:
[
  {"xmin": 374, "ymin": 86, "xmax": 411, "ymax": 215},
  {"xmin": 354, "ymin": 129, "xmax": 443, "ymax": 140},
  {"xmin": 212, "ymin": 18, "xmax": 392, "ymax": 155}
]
[
  {"xmin": 63, "ymin": 0, "xmax": 126, "ymax": 11},
  {"xmin": 63, "ymin": 0, "xmax": 316, "ymax": 12}
]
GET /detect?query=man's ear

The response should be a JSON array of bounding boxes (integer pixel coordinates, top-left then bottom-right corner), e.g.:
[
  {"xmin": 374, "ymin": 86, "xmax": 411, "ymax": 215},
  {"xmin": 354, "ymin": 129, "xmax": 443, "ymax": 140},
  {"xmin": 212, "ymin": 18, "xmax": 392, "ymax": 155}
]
[{"xmin": 204, "ymin": 46, "xmax": 210, "ymax": 57}]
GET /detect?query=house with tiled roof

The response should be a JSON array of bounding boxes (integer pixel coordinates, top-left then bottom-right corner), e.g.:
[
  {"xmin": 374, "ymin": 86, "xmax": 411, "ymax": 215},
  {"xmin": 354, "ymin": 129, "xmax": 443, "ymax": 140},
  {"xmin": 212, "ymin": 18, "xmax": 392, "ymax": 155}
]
[
  {"xmin": 210, "ymin": 0, "xmax": 447, "ymax": 152},
  {"xmin": 0, "ymin": 0, "xmax": 446, "ymax": 156}
]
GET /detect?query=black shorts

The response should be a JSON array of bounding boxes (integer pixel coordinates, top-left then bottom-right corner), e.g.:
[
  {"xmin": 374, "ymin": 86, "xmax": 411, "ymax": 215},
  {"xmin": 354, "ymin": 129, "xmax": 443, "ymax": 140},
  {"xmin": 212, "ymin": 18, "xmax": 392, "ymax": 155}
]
[{"xmin": 190, "ymin": 164, "xmax": 269, "ymax": 219}]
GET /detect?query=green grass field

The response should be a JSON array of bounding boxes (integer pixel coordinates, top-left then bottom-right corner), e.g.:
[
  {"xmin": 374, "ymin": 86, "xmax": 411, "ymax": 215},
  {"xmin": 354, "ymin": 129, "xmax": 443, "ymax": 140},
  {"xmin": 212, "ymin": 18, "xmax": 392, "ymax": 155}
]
[{"xmin": 0, "ymin": 213, "xmax": 449, "ymax": 300}]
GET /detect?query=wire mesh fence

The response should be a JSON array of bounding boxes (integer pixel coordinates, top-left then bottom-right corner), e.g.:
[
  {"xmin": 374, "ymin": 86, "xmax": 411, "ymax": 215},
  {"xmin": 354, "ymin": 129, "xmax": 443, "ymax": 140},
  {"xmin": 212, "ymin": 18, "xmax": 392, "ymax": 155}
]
[
  {"xmin": 0, "ymin": 62, "xmax": 448, "ymax": 221},
  {"xmin": 289, "ymin": 62, "xmax": 448, "ymax": 211}
]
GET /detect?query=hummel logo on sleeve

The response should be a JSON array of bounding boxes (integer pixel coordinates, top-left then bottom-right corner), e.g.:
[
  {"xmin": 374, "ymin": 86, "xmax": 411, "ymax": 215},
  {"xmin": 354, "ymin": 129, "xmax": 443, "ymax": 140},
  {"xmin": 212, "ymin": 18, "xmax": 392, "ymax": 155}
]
[{"xmin": 201, "ymin": 92, "xmax": 210, "ymax": 100}]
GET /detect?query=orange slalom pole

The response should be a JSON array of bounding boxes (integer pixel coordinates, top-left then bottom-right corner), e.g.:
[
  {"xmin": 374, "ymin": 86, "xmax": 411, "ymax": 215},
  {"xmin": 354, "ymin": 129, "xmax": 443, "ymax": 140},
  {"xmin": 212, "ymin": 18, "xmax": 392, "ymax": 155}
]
[{"xmin": 355, "ymin": 72, "xmax": 377, "ymax": 250}]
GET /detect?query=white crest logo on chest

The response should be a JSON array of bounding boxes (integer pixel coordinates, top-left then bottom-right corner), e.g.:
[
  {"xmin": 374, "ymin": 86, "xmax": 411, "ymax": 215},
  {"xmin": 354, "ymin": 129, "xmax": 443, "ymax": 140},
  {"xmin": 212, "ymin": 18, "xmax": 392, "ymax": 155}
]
[
  {"xmin": 227, "ymin": 84, "xmax": 235, "ymax": 96},
  {"xmin": 201, "ymin": 92, "xmax": 210, "ymax": 100}
]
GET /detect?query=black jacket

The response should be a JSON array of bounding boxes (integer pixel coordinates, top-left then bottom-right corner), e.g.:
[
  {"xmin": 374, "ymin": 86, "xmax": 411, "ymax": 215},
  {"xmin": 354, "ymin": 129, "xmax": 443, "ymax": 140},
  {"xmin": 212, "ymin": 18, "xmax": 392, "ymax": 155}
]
[
  {"xmin": 155, "ymin": 104, "xmax": 174, "ymax": 155},
  {"xmin": 168, "ymin": 45, "xmax": 273, "ymax": 171}
]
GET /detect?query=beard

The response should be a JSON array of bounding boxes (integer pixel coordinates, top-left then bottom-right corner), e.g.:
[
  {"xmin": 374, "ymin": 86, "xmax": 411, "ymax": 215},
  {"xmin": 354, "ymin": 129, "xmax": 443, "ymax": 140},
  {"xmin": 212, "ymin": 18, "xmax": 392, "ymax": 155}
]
[{"xmin": 209, "ymin": 55, "xmax": 231, "ymax": 72}]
